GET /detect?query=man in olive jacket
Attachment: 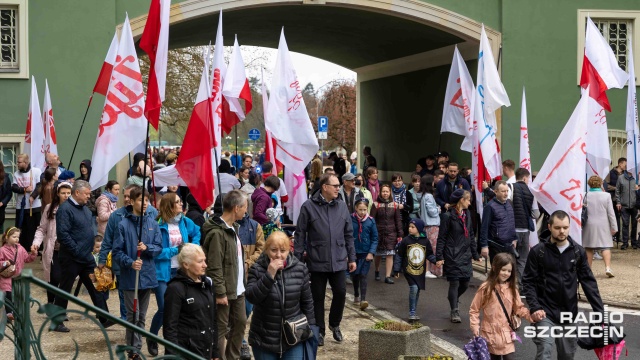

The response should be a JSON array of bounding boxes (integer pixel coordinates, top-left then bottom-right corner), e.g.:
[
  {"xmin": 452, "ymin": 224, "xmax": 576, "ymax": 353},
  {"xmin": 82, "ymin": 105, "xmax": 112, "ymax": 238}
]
[
  {"xmin": 202, "ymin": 190, "xmax": 248, "ymax": 360},
  {"xmin": 295, "ymin": 173, "xmax": 356, "ymax": 345}
]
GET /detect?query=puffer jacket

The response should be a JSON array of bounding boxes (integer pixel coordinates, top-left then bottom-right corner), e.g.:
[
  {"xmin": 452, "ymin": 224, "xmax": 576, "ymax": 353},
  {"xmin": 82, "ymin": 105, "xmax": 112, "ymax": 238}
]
[
  {"xmin": 294, "ymin": 189, "xmax": 356, "ymax": 272},
  {"xmin": 32, "ymin": 204, "xmax": 58, "ymax": 282},
  {"xmin": 112, "ymin": 207, "xmax": 163, "ymax": 290},
  {"xmin": 436, "ymin": 208, "xmax": 479, "ymax": 279},
  {"xmin": 156, "ymin": 215, "xmax": 201, "ymax": 282},
  {"xmin": 615, "ymin": 172, "xmax": 637, "ymax": 208},
  {"xmin": 351, "ymin": 214, "xmax": 378, "ymax": 255},
  {"xmin": 95, "ymin": 194, "xmax": 117, "ymax": 235},
  {"xmin": 246, "ymin": 253, "xmax": 315, "ymax": 355},
  {"xmin": 56, "ymin": 197, "xmax": 95, "ymax": 265},
  {"xmin": 202, "ymin": 216, "xmax": 244, "ymax": 300},
  {"xmin": 469, "ymin": 282, "xmax": 532, "ymax": 355},
  {"xmin": 371, "ymin": 197, "xmax": 402, "ymax": 251},
  {"xmin": 237, "ymin": 214, "xmax": 265, "ymax": 275},
  {"xmin": 164, "ymin": 270, "xmax": 219, "ymax": 359}
]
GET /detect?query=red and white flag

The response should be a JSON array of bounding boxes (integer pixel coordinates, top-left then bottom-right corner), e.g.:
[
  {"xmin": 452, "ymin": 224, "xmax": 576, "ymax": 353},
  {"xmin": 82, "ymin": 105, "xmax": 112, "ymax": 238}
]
[
  {"xmin": 221, "ymin": 35, "xmax": 253, "ymax": 133},
  {"xmin": 93, "ymin": 33, "xmax": 119, "ymax": 96},
  {"xmin": 284, "ymin": 169, "xmax": 307, "ymax": 224},
  {"xmin": 25, "ymin": 76, "xmax": 46, "ymax": 171},
  {"xmin": 441, "ymin": 45, "xmax": 475, "ymax": 152},
  {"xmin": 627, "ymin": 41, "xmax": 640, "ymax": 177},
  {"xmin": 265, "ymin": 29, "xmax": 319, "ymax": 175},
  {"xmin": 262, "ymin": 68, "xmax": 280, "ymax": 176},
  {"xmin": 153, "ymin": 164, "xmax": 187, "ymax": 187},
  {"xmin": 42, "ymin": 79, "xmax": 58, "ymax": 157},
  {"xmin": 581, "ymin": 17, "xmax": 628, "ymax": 178},
  {"xmin": 531, "ymin": 89, "xmax": 590, "ymax": 244},
  {"xmin": 140, "ymin": 0, "xmax": 170, "ymax": 130},
  {"xmin": 519, "ymin": 87, "xmax": 530, "ymax": 171},
  {"xmin": 176, "ymin": 47, "xmax": 216, "ymax": 209},
  {"xmin": 210, "ymin": 11, "xmax": 225, "ymax": 163},
  {"xmin": 90, "ymin": 15, "xmax": 148, "ymax": 189},
  {"xmin": 474, "ymin": 25, "xmax": 510, "ymax": 179}
]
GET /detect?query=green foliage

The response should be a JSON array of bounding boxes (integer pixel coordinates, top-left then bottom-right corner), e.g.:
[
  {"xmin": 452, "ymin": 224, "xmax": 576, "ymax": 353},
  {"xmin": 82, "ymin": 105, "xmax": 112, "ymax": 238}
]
[{"xmin": 372, "ymin": 320, "xmax": 422, "ymax": 331}]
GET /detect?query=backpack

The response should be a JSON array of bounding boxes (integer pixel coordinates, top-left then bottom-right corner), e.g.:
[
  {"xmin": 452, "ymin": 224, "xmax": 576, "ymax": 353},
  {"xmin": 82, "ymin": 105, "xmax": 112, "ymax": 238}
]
[{"xmin": 535, "ymin": 242, "xmax": 581, "ymax": 289}]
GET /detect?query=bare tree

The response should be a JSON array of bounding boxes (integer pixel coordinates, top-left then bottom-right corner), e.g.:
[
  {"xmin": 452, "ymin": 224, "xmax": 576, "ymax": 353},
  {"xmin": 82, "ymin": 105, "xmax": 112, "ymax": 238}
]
[{"xmin": 316, "ymin": 80, "xmax": 356, "ymax": 154}]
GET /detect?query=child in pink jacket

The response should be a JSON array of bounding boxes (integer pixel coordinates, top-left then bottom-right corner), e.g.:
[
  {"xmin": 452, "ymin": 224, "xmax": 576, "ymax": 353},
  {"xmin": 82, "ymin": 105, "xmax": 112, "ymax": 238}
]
[
  {"xmin": 469, "ymin": 253, "xmax": 532, "ymax": 360},
  {"xmin": 0, "ymin": 227, "xmax": 37, "ymax": 319}
]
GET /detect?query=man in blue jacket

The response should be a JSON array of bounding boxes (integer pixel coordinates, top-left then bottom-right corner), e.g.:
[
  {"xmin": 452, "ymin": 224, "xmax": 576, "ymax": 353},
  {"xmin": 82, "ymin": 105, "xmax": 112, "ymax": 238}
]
[
  {"xmin": 435, "ymin": 162, "xmax": 471, "ymax": 212},
  {"xmin": 479, "ymin": 181, "xmax": 516, "ymax": 262},
  {"xmin": 53, "ymin": 180, "xmax": 113, "ymax": 332}
]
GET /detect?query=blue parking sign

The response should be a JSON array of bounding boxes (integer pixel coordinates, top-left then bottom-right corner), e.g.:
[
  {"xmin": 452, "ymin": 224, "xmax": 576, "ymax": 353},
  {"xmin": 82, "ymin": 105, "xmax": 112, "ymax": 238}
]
[{"xmin": 318, "ymin": 116, "xmax": 328, "ymax": 133}]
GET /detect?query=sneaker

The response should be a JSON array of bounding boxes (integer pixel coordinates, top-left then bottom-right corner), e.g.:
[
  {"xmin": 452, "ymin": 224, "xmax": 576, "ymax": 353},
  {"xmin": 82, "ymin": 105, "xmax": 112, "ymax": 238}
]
[
  {"xmin": 353, "ymin": 296, "xmax": 361, "ymax": 306},
  {"xmin": 606, "ymin": 268, "xmax": 615, "ymax": 278},
  {"xmin": 360, "ymin": 300, "xmax": 369, "ymax": 311},
  {"xmin": 408, "ymin": 314, "xmax": 418, "ymax": 321},
  {"xmin": 147, "ymin": 340, "xmax": 158, "ymax": 357},
  {"xmin": 593, "ymin": 251, "xmax": 603, "ymax": 260},
  {"xmin": 450, "ymin": 309, "xmax": 461, "ymax": 323},
  {"xmin": 375, "ymin": 271, "xmax": 381, "ymax": 281},
  {"xmin": 425, "ymin": 271, "xmax": 437, "ymax": 278},
  {"xmin": 240, "ymin": 343, "xmax": 252, "ymax": 360},
  {"xmin": 346, "ymin": 275, "xmax": 353, "ymax": 285},
  {"xmin": 53, "ymin": 324, "xmax": 70, "ymax": 333},
  {"xmin": 384, "ymin": 277, "xmax": 394, "ymax": 284}
]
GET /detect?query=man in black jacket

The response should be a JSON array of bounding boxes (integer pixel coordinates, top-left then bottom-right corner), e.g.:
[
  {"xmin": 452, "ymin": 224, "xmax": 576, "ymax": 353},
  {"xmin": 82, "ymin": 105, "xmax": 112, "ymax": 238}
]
[
  {"xmin": 330, "ymin": 152, "xmax": 347, "ymax": 183},
  {"xmin": 522, "ymin": 210, "xmax": 604, "ymax": 360},
  {"xmin": 295, "ymin": 173, "xmax": 356, "ymax": 346},
  {"xmin": 512, "ymin": 168, "xmax": 539, "ymax": 286}
]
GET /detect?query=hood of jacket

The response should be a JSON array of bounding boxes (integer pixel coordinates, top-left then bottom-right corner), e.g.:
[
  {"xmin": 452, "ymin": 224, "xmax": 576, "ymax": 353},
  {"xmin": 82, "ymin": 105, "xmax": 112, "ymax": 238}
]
[
  {"xmin": 202, "ymin": 215, "xmax": 238, "ymax": 234},
  {"xmin": 171, "ymin": 268, "xmax": 213, "ymax": 288},
  {"xmin": 79, "ymin": 159, "xmax": 92, "ymax": 180}
]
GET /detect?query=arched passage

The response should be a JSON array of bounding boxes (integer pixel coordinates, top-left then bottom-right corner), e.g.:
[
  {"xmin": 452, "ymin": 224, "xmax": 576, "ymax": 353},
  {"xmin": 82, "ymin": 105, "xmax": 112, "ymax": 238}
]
[{"xmin": 123, "ymin": 0, "xmax": 502, "ymax": 175}]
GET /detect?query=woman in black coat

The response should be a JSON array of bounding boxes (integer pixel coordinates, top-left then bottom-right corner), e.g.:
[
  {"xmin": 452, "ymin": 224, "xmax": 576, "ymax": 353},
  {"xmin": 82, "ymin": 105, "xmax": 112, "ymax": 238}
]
[
  {"xmin": 246, "ymin": 232, "xmax": 315, "ymax": 358},
  {"xmin": 435, "ymin": 189, "xmax": 480, "ymax": 324},
  {"xmin": 0, "ymin": 162, "xmax": 12, "ymax": 232},
  {"xmin": 163, "ymin": 243, "xmax": 219, "ymax": 359}
]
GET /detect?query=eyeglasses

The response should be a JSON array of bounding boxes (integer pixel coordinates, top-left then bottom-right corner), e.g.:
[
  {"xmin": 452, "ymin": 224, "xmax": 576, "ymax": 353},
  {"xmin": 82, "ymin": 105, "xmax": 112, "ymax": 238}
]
[{"xmin": 324, "ymin": 184, "xmax": 340, "ymax": 188}]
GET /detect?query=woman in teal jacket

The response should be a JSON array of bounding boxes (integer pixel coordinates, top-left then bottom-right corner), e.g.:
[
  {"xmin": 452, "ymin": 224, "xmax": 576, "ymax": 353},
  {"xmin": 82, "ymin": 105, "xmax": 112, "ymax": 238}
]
[{"xmin": 148, "ymin": 193, "xmax": 201, "ymax": 356}]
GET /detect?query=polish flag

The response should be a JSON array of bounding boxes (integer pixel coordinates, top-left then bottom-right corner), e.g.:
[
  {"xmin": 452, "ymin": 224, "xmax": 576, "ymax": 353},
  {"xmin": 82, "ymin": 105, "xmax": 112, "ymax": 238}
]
[
  {"xmin": 262, "ymin": 68, "xmax": 281, "ymax": 176},
  {"xmin": 474, "ymin": 25, "xmax": 510, "ymax": 179},
  {"xmin": 140, "ymin": 0, "xmax": 170, "ymax": 130},
  {"xmin": 221, "ymin": 35, "xmax": 253, "ymax": 134},
  {"xmin": 176, "ymin": 47, "xmax": 215, "ymax": 209},
  {"xmin": 210, "ymin": 11, "xmax": 225, "ymax": 164},
  {"xmin": 441, "ymin": 45, "xmax": 475, "ymax": 152},
  {"xmin": 519, "ymin": 87, "xmax": 530, "ymax": 171},
  {"xmin": 90, "ymin": 15, "xmax": 148, "ymax": 189},
  {"xmin": 265, "ymin": 28, "xmax": 319, "ymax": 175},
  {"xmin": 581, "ymin": 17, "xmax": 628, "ymax": 178},
  {"xmin": 93, "ymin": 33, "xmax": 119, "ymax": 96},
  {"xmin": 25, "ymin": 76, "xmax": 46, "ymax": 171},
  {"xmin": 42, "ymin": 80, "xmax": 58, "ymax": 156},
  {"xmin": 626, "ymin": 41, "xmax": 640, "ymax": 177},
  {"xmin": 531, "ymin": 89, "xmax": 590, "ymax": 244}
]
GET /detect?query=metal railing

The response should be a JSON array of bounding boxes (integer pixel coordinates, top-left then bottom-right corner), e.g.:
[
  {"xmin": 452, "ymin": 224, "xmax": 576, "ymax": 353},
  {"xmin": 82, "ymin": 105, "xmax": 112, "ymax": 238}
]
[{"xmin": 1, "ymin": 269, "xmax": 206, "ymax": 360}]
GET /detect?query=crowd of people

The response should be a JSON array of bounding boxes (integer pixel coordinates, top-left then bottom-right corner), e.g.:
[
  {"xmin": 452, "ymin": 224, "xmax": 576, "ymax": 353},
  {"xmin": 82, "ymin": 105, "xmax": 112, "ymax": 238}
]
[{"xmin": 0, "ymin": 145, "xmax": 632, "ymax": 360}]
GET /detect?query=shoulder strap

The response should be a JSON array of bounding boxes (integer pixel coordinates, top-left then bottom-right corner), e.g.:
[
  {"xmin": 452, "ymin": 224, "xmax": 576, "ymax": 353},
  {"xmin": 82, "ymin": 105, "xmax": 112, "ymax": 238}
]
[
  {"xmin": 13, "ymin": 245, "xmax": 18, "ymax": 263},
  {"xmin": 494, "ymin": 289, "xmax": 517, "ymax": 331}
]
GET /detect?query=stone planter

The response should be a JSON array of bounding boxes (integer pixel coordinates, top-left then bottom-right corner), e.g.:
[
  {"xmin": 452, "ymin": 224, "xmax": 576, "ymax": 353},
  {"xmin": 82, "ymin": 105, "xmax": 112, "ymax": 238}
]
[{"xmin": 358, "ymin": 324, "xmax": 431, "ymax": 360}]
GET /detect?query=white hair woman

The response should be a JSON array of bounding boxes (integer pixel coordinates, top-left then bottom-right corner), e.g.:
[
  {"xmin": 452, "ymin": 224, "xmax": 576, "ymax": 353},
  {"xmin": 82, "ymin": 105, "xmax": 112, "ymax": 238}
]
[{"xmin": 163, "ymin": 243, "xmax": 218, "ymax": 359}]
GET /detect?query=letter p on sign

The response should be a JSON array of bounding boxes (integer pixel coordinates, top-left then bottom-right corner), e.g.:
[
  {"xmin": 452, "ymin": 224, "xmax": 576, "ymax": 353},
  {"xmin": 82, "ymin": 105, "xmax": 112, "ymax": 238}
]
[{"xmin": 318, "ymin": 116, "xmax": 328, "ymax": 133}]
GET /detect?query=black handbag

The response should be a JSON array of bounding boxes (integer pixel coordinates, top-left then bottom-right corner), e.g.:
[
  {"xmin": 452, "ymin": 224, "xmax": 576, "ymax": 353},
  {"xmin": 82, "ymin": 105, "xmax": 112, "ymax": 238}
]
[
  {"xmin": 279, "ymin": 271, "xmax": 312, "ymax": 346},
  {"xmin": 581, "ymin": 193, "xmax": 588, "ymax": 227}
]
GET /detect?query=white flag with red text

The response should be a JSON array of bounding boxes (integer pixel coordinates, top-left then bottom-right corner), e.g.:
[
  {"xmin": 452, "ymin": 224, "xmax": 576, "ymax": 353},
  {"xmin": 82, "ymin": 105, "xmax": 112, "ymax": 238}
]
[
  {"xmin": 531, "ymin": 89, "xmax": 590, "ymax": 244},
  {"xmin": 474, "ymin": 25, "xmax": 510, "ymax": 178},
  {"xmin": 626, "ymin": 41, "xmax": 640, "ymax": 177},
  {"xmin": 25, "ymin": 76, "xmax": 46, "ymax": 171},
  {"xmin": 90, "ymin": 15, "xmax": 148, "ymax": 189},
  {"xmin": 265, "ymin": 29, "xmax": 319, "ymax": 175},
  {"xmin": 519, "ymin": 87, "xmax": 530, "ymax": 171},
  {"xmin": 441, "ymin": 45, "xmax": 475, "ymax": 152},
  {"xmin": 221, "ymin": 35, "xmax": 253, "ymax": 133},
  {"xmin": 284, "ymin": 170, "xmax": 308, "ymax": 224},
  {"xmin": 42, "ymin": 80, "xmax": 58, "ymax": 157},
  {"xmin": 93, "ymin": 33, "xmax": 119, "ymax": 96},
  {"xmin": 581, "ymin": 17, "xmax": 628, "ymax": 178}
]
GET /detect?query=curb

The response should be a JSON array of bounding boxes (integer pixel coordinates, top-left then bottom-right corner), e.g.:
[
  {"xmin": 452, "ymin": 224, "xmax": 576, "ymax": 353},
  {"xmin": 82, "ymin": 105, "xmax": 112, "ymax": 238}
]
[{"xmin": 326, "ymin": 290, "xmax": 468, "ymax": 360}]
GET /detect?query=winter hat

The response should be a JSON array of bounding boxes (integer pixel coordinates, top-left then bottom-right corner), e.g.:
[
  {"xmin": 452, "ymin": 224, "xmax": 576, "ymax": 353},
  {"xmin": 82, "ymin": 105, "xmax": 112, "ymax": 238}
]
[
  {"xmin": 58, "ymin": 170, "xmax": 76, "ymax": 181},
  {"xmin": 409, "ymin": 218, "xmax": 425, "ymax": 234},
  {"xmin": 266, "ymin": 208, "xmax": 279, "ymax": 222},
  {"xmin": 450, "ymin": 188, "xmax": 466, "ymax": 204}
]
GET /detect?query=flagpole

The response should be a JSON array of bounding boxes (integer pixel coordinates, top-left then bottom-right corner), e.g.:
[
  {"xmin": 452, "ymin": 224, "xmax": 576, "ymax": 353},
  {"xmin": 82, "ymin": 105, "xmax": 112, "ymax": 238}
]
[
  {"xmin": 235, "ymin": 126, "xmax": 238, "ymax": 161},
  {"xmin": 496, "ymin": 44, "xmax": 503, "ymax": 70},
  {"xmin": 437, "ymin": 133, "xmax": 442, "ymax": 155},
  {"xmin": 68, "ymin": 94, "xmax": 94, "ymax": 169}
]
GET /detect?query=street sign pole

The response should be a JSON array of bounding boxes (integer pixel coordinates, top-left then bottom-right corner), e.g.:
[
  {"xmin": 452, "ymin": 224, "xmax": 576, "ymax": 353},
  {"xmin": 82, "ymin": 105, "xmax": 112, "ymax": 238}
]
[{"xmin": 317, "ymin": 116, "xmax": 328, "ymax": 165}]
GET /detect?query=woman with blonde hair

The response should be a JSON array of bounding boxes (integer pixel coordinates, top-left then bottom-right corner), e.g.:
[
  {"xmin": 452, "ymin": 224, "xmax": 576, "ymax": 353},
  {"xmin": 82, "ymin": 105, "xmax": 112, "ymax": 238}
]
[{"xmin": 582, "ymin": 175, "xmax": 617, "ymax": 277}]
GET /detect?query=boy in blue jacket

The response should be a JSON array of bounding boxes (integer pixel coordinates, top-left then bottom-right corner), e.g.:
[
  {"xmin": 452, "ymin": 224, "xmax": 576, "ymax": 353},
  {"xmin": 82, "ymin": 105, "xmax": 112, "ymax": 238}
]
[{"xmin": 113, "ymin": 186, "xmax": 162, "ymax": 358}]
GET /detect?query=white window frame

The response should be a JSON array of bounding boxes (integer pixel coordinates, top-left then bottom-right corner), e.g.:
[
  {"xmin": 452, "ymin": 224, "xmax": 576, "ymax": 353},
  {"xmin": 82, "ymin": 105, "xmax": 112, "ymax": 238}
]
[
  {"xmin": 577, "ymin": 10, "xmax": 640, "ymax": 85},
  {"xmin": 0, "ymin": 0, "xmax": 28, "ymax": 79}
]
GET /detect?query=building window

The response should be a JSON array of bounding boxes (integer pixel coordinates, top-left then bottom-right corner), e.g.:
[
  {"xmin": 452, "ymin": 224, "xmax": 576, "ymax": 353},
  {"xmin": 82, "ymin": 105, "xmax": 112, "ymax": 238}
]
[
  {"xmin": 592, "ymin": 19, "xmax": 631, "ymax": 72},
  {"xmin": 0, "ymin": 142, "xmax": 18, "ymax": 210},
  {"xmin": 0, "ymin": 6, "xmax": 18, "ymax": 72}
]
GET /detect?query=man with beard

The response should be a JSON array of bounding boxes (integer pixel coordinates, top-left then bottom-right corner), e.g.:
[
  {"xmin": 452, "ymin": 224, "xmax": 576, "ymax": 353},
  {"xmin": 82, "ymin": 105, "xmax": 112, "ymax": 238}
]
[{"xmin": 435, "ymin": 162, "xmax": 470, "ymax": 213}]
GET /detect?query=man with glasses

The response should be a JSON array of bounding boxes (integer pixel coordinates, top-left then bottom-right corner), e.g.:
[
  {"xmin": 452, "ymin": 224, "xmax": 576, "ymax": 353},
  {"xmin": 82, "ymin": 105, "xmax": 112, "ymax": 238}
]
[{"xmin": 295, "ymin": 173, "xmax": 356, "ymax": 346}]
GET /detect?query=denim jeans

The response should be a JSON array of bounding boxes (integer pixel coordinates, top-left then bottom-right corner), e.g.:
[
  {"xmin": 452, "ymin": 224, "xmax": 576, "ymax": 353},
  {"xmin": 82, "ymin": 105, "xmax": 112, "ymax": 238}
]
[
  {"xmin": 150, "ymin": 268, "xmax": 177, "ymax": 335},
  {"xmin": 408, "ymin": 285, "xmax": 420, "ymax": 315},
  {"xmin": 251, "ymin": 342, "xmax": 303, "ymax": 360}
]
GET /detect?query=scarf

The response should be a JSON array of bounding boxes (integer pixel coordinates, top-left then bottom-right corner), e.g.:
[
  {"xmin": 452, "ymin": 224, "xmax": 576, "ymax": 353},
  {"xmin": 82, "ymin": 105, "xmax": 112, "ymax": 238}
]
[
  {"xmin": 352, "ymin": 212, "xmax": 371, "ymax": 241},
  {"xmin": 392, "ymin": 184, "xmax": 406, "ymax": 205},
  {"xmin": 368, "ymin": 179, "xmax": 380, "ymax": 201},
  {"xmin": 588, "ymin": 187, "xmax": 602, "ymax": 192},
  {"xmin": 454, "ymin": 208, "xmax": 468, "ymax": 237},
  {"xmin": 103, "ymin": 191, "xmax": 118, "ymax": 203}
]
